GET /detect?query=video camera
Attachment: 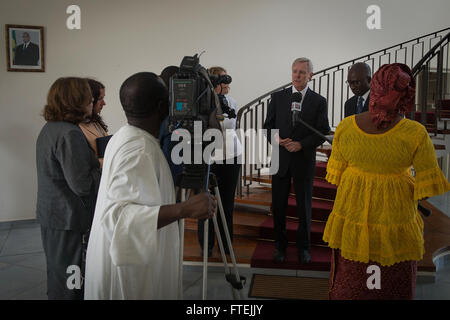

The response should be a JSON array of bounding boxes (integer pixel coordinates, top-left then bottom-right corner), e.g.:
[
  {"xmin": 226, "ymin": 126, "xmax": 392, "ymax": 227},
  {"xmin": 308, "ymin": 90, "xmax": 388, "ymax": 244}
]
[
  {"xmin": 168, "ymin": 54, "xmax": 237, "ymax": 189},
  {"xmin": 168, "ymin": 54, "xmax": 235, "ymax": 134}
]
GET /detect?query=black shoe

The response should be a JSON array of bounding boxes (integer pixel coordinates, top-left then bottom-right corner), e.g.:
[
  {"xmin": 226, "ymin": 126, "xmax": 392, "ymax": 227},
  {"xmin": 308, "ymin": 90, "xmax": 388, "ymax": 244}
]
[
  {"xmin": 273, "ymin": 248, "xmax": 286, "ymax": 263},
  {"xmin": 298, "ymin": 250, "xmax": 311, "ymax": 264}
]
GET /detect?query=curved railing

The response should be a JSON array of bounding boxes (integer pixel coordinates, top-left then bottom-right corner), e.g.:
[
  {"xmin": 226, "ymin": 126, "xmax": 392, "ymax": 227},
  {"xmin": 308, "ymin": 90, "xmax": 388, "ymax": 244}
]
[
  {"xmin": 411, "ymin": 30, "xmax": 450, "ymax": 126},
  {"xmin": 236, "ymin": 27, "xmax": 450, "ymax": 197}
]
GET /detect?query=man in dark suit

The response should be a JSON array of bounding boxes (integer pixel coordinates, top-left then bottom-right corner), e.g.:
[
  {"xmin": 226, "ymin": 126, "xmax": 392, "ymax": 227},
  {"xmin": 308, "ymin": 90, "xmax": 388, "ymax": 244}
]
[
  {"xmin": 264, "ymin": 58, "xmax": 330, "ymax": 264},
  {"xmin": 14, "ymin": 32, "xmax": 40, "ymax": 66},
  {"xmin": 344, "ymin": 62, "xmax": 371, "ymax": 117}
]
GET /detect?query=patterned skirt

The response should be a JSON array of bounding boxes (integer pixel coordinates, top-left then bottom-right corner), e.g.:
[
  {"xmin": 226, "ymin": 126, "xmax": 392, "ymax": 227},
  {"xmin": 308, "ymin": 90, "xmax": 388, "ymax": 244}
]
[{"xmin": 329, "ymin": 249, "xmax": 417, "ymax": 300}]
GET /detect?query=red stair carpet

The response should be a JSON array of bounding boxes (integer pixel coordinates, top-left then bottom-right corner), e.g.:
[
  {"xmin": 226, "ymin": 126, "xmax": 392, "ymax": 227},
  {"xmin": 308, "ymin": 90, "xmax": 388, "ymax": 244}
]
[{"xmin": 250, "ymin": 161, "xmax": 336, "ymax": 271}]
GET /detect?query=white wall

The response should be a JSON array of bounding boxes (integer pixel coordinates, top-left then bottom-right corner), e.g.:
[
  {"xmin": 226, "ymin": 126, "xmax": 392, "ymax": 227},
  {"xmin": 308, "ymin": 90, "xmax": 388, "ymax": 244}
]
[{"xmin": 1, "ymin": 0, "xmax": 449, "ymax": 222}]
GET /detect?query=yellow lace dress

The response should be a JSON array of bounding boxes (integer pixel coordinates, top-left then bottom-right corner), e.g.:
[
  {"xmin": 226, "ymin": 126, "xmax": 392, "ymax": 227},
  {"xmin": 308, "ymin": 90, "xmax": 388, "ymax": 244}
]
[{"xmin": 323, "ymin": 115, "xmax": 450, "ymax": 266}]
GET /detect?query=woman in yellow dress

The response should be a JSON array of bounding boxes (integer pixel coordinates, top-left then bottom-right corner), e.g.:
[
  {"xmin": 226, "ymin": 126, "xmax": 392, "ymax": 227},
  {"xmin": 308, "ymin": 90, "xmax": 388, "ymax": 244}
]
[
  {"xmin": 323, "ymin": 63, "xmax": 450, "ymax": 299},
  {"xmin": 79, "ymin": 79, "xmax": 108, "ymax": 167}
]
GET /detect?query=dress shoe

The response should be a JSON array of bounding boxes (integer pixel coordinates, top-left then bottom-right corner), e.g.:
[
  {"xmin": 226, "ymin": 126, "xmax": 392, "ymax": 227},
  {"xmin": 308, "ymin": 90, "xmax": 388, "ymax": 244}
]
[
  {"xmin": 298, "ymin": 250, "xmax": 311, "ymax": 264},
  {"xmin": 273, "ymin": 248, "xmax": 286, "ymax": 263}
]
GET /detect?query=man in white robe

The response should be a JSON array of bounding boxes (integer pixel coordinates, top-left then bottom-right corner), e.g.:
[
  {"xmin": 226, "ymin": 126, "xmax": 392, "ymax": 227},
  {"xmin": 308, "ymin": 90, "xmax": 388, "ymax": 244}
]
[{"xmin": 85, "ymin": 72, "xmax": 216, "ymax": 299}]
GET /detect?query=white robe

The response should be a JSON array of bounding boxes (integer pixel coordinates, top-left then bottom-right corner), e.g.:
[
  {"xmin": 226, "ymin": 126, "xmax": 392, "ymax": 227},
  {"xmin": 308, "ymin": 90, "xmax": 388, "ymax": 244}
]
[{"xmin": 84, "ymin": 124, "xmax": 179, "ymax": 299}]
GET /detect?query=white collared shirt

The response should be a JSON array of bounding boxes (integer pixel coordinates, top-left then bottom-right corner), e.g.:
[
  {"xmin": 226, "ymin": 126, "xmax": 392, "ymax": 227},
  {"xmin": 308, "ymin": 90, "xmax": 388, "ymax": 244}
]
[
  {"xmin": 292, "ymin": 85, "xmax": 308, "ymax": 108},
  {"xmin": 359, "ymin": 90, "xmax": 370, "ymax": 105}
]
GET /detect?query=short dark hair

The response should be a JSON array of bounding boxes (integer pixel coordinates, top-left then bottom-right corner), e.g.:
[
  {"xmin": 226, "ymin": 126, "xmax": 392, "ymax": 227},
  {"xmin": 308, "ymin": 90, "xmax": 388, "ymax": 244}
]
[
  {"xmin": 159, "ymin": 66, "xmax": 179, "ymax": 88},
  {"xmin": 43, "ymin": 77, "xmax": 92, "ymax": 124},
  {"xmin": 120, "ymin": 72, "xmax": 168, "ymax": 118},
  {"xmin": 349, "ymin": 62, "xmax": 372, "ymax": 78},
  {"xmin": 86, "ymin": 79, "xmax": 108, "ymax": 132}
]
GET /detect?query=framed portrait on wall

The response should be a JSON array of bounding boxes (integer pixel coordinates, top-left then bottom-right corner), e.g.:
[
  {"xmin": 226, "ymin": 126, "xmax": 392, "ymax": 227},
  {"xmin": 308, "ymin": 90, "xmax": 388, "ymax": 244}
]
[{"xmin": 5, "ymin": 24, "xmax": 45, "ymax": 72}]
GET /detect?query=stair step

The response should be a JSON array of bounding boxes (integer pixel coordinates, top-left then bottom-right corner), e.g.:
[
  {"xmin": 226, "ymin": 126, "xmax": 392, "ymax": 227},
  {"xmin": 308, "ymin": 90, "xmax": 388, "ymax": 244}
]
[
  {"xmin": 235, "ymin": 187, "xmax": 272, "ymax": 207},
  {"xmin": 315, "ymin": 161, "xmax": 327, "ymax": 178},
  {"xmin": 306, "ymin": 180, "xmax": 337, "ymax": 200},
  {"xmin": 441, "ymin": 99, "xmax": 450, "ymax": 109},
  {"xmin": 317, "ymin": 145, "xmax": 332, "ymax": 158},
  {"xmin": 427, "ymin": 128, "xmax": 450, "ymax": 135},
  {"xmin": 243, "ymin": 161, "xmax": 328, "ymax": 185},
  {"xmin": 406, "ymin": 112, "xmax": 436, "ymax": 125},
  {"xmin": 440, "ymin": 110, "xmax": 450, "ymax": 119},
  {"xmin": 285, "ymin": 197, "xmax": 334, "ymax": 221},
  {"xmin": 259, "ymin": 217, "xmax": 327, "ymax": 246},
  {"xmin": 183, "ymin": 229, "xmax": 257, "ymax": 264},
  {"xmin": 184, "ymin": 208, "xmax": 269, "ymax": 238},
  {"xmin": 251, "ymin": 242, "xmax": 331, "ymax": 271}
]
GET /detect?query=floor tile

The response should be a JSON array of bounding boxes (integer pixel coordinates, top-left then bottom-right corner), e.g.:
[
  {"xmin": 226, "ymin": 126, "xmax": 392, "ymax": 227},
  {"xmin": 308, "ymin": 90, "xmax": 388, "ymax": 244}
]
[
  {"xmin": 0, "ymin": 226, "xmax": 43, "ymax": 256},
  {"xmin": 0, "ymin": 252, "xmax": 46, "ymax": 271},
  {"xmin": 428, "ymin": 192, "xmax": 450, "ymax": 218},
  {"xmin": 0, "ymin": 222, "xmax": 13, "ymax": 231},
  {"xmin": 10, "ymin": 281, "xmax": 47, "ymax": 300},
  {"xmin": 0, "ymin": 230, "xmax": 9, "ymax": 252},
  {"xmin": 413, "ymin": 284, "xmax": 423, "ymax": 300},
  {"xmin": 419, "ymin": 282, "xmax": 450, "ymax": 300},
  {"xmin": 182, "ymin": 266, "xmax": 255, "ymax": 300},
  {"xmin": 10, "ymin": 220, "xmax": 39, "ymax": 229},
  {"xmin": 0, "ymin": 264, "xmax": 46, "ymax": 299}
]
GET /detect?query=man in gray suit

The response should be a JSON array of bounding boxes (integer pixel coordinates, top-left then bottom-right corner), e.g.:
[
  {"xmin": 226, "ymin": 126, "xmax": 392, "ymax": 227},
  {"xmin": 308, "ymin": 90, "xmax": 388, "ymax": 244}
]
[{"xmin": 344, "ymin": 63, "xmax": 371, "ymax": 117}]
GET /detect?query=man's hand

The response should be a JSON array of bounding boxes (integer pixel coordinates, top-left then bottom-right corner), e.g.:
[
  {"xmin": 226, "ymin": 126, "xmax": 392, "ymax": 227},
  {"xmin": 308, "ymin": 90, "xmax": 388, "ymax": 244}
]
[
  {"xmin": 284, "ymin": 141, "xmax": 302, "ymax": 152},
  {"xmin": 275, "ymin": 133, "xmax": 302, "ymax": 152},
  {"xmin": 275, "ymin": 133, "xmax": 292, "ymax": 147},
  {"xmin": 181, "ymin": 192, "xmax": 217, "ymax": 220}
]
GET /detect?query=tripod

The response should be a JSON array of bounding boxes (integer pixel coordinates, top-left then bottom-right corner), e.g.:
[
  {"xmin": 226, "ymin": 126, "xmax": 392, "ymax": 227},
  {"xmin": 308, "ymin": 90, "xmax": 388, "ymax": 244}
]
[{"xmin": 175, "ymin": 164, "xmax": 246, "ymax": 300}]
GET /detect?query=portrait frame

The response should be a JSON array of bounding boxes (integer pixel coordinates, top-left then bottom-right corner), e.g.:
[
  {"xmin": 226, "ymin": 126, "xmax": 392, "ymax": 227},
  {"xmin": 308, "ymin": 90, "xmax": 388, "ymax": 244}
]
[{"xmin": 5, "ymin": 24, "xmax": 45, "ymax": 72}]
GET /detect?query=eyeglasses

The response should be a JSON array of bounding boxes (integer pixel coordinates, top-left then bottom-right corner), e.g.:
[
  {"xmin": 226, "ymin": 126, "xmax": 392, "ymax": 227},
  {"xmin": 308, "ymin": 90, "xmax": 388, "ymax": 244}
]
[{"xmin": 346, "ymin": 80, "xmax": 361, "ymax": 86}]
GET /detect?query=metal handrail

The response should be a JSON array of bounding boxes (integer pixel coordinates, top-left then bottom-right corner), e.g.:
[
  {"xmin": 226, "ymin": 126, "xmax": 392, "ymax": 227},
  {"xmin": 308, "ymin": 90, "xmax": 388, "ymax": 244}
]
[
  {"xmin": 412, "ymin": 30, "xmax": 450, "ymax": 76},
  {"xmin": 236, "ymin": 27, "xmax": 450, "ymax": 197},
  {"xmin": 237, "ymin": 27, "xmax": 450, "ymax": 124}
]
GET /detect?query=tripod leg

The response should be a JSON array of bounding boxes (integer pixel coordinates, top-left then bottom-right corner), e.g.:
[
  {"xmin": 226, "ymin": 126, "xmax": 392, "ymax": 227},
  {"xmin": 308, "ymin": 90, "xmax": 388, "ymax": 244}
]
[
  {"xmin": 202, "ymin": 219, "xmax": 209, "ymax": 300},
  {"xmin": 177, "ymin": 188, "xmax": 188, "ymax": 300},
  {"xmin": 213, "ymin": 186, "xmax": 245, "ymax": 300},
  {"xmin": 210, "ymin": 210, "xmax": 239, "ymax": 300}
]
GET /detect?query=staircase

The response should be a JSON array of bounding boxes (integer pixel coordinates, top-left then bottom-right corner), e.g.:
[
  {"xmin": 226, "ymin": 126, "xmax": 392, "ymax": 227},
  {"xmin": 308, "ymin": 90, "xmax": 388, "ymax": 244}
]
[
  {"xmin": 183, "ymin": 28, "xmax": 450, "ymax": 283},
  {"xmin": 242, "ymin": 161, "xmax": 334, "ymax": 271}
]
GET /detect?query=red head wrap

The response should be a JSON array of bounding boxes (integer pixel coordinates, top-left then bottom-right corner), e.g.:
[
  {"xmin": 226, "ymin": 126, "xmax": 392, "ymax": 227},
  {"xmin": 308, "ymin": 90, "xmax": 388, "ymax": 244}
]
[{"xmin": 369, "ymin": 63, "xmax": 416, "ymax": 129}]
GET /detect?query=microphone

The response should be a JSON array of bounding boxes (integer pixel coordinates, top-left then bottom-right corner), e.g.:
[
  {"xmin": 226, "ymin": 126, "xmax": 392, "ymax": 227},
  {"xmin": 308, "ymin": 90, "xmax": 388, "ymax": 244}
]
[{"xmin": 291, "ymin": 92, "xmax": 303, "ymax": 127}]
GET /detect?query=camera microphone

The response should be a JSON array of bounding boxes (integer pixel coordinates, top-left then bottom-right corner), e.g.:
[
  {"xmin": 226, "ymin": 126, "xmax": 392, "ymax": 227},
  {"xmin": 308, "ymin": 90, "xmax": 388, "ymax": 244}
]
[{"xmin": 291, "ymin": 92, "xmax": 303, "ymax": 127}]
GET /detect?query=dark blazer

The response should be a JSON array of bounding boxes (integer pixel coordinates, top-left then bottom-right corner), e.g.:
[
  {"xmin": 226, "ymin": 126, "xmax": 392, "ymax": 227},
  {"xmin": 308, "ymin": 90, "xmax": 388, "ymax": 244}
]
[
  {"xmin": 36, "ymin": 122, "xmax": 101, "ymax": 232},
  {"xmin": 264, "ymin": 87, "xmax": 330, "ymax": 178},
  {"xmin": 14, "ymin": 42, "xmax": 40, "ymax": 66},
  {"xmin": 344, "ymin": 93, "xmax": 370, "ymax": 117}
]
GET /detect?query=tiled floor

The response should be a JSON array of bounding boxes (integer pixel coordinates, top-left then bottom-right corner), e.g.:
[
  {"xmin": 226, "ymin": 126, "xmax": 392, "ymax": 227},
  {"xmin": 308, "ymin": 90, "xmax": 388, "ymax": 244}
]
[
  {"xmin": 1, "ymin": 193, "xmax": 450, "ymax": 300},
  {"xmin": 427, "ymin": 192, "xmax": 450, "ymax": 218}
]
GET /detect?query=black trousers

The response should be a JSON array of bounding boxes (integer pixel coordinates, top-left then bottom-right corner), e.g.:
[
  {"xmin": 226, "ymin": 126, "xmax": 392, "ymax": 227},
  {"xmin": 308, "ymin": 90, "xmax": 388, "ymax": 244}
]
[
  {"xmin": 198, "ymin": 159, "xmax": 241, "ymax": 252},
  {"xmin": 272, "ymin": 171, "xmax": 313, "ymax": 252},
  {"xmin": 40, "ymin": 226, "xmax": 89, "ymax": 300}
]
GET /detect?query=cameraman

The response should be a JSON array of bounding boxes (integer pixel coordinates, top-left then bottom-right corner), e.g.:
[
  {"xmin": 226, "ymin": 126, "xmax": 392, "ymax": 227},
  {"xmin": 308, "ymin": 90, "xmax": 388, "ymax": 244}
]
[{"xmin": 198, "ymin": 66, "xmax": 242, "ymax": 257}]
